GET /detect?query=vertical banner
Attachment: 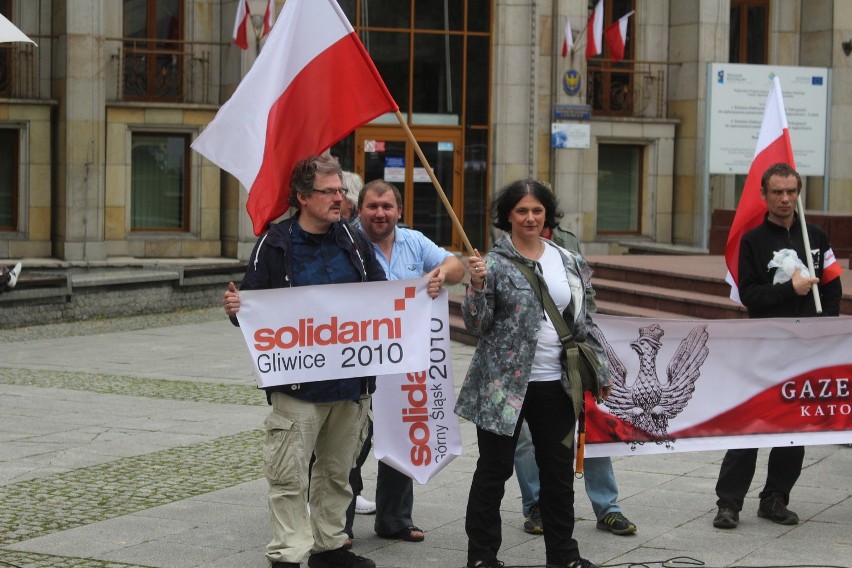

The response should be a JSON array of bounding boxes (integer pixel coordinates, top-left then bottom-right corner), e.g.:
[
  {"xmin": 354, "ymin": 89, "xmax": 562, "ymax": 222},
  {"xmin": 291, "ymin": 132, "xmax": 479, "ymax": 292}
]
[{"xmin": 372, "ymin": 291, "xmax": 463, "ymax": 483}]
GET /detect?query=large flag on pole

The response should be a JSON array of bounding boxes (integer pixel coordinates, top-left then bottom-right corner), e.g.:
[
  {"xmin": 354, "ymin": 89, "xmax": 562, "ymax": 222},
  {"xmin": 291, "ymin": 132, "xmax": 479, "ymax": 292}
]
[
  {"xmin": 0, "ymin": 12, "xmax": 36, "ymax": 44},
  {"xmin": 724, "ymin": 76, "xmax": 795, "ymax": 301},
  {"xmin": 232, "ymin": 0, "xmax": 250, "ymax": 50},
  {"xmin": 604, "ymin": 10, "xmax": 633, "ymax": 62},
  {"xmin": 193, "ymin": 0, "xmax": 398, "ymax": 236},
  {"xmin": 585, "ymin": 0, "xmax": 603, "ymax": 60}
]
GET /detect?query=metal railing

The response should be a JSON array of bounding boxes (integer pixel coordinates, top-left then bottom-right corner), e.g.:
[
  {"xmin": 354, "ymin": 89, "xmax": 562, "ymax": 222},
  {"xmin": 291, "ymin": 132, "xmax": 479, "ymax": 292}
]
[
  {"xmin": 110, "ymin": 38, "xmax": 215, "ymax": 105},
  {"xmin": 586, "ymin": 59, "xmax": 668, "ymax": 119},
  {"xmin": 0, "ymin": 42, "xmax": 39, "ymax": 99}
]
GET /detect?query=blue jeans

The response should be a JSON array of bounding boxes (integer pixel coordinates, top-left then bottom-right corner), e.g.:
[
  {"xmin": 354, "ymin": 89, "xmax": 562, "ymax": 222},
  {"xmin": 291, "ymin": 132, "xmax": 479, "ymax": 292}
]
[{"xmin": 514, "ymin": 420, "xmax": 621, "ymax": 520}]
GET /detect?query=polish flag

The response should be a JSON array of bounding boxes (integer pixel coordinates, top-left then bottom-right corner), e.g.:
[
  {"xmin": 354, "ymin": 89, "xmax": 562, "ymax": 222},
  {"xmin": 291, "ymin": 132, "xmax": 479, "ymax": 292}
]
[
  {"xmin": 263, "ymin": 0, "xmax": 276, "ymax": 36},
  {"xmin": 561, "ymin": 15, "xmax": 573, "ymax": 57},
  {"xmin": 724, "ymin": 76, "xmax": 796, "ymax": 301},
  {"xmin": 193, "ymin": 0, "xmax": 398, "ymax": 236},
  {"xmin": 232, "ymin": 0, "xmax": 250, "ymax": 50},
  {"xmin": 604, "ymin": 10, "xmax": 633, "ymax": 62},
  {"xmin": 585, "ymin": 0, "xmax": 603, "ymax": 60}
]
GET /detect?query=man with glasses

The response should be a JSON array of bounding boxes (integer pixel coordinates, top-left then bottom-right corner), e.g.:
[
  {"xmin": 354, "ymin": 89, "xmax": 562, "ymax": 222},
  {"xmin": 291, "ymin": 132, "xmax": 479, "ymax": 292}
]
[{"xmin": 223, "ymin": 155, "xmax": 385, "ymax": 568}]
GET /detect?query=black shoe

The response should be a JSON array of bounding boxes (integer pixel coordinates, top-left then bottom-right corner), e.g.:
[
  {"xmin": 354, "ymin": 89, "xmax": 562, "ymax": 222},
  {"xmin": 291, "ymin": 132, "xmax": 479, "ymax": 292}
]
[
  {"xmin": 271, "ymin": 563, "xmax": 300, "ymax": 568},
  {"xmin": 595, "ymin": 512, "xmax": 637, "ymax": 535},
  {"xmin": 546, "ymin": 559, "xmax": 599, "ymax": 568},
  {"xmin": 757, "ymin": 494, "xmax": 799, "ymax": 525},
  {"xmin": 523, "ymin": 503, "xmax": 543, "ymax": 535},
  {"xmin": 467, "ymin": 560, "xmax": 505, "ymax": 568},
  {"xmin": 713, "ymin": 507, "xmax": 739, "ymax": 529},
  {"xmin": 308, "ymin": 547, "xmax": 374, "ymax": 568}
]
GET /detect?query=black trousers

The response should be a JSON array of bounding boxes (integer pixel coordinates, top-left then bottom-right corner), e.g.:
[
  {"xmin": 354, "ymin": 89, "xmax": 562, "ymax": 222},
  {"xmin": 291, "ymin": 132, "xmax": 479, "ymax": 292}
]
[
  {"xmin": 715, "ymin": 446, "xmax": 805, "ymax": 511},
  {"xmin": 465, "ymin": 381, "xmax": 580, "ymax": 566}
]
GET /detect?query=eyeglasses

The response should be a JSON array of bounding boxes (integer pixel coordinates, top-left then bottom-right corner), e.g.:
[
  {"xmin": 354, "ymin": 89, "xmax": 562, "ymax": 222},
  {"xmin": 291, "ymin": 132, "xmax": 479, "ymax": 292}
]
[{"xmin": 312, "ymin": 187, "xmax": 348, "ymax": 197}]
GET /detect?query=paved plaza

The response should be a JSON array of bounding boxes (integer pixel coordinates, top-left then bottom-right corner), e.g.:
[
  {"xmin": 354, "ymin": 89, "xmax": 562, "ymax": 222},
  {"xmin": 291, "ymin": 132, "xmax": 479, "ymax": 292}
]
[{"xmin": 0, "ymin": 307, "xmax": 849, "ymax": 568}]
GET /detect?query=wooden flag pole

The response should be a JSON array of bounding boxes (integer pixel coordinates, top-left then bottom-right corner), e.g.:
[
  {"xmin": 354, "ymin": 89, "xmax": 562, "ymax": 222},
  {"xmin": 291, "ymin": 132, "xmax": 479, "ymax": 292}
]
[
  {"xmin": 394, "ymin": 110, "xmax": 476, "ymax": 256},
  {"xmin": 796, "ymin": 195, "xmax": 822, "ymax": 314}
]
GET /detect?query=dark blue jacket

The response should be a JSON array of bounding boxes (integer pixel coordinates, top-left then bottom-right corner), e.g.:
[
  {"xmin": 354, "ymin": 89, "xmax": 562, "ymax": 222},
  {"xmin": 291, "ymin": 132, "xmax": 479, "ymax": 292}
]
[{"xmin": 232, "ymin": 214, "xmax": 387, "ymax": 403}]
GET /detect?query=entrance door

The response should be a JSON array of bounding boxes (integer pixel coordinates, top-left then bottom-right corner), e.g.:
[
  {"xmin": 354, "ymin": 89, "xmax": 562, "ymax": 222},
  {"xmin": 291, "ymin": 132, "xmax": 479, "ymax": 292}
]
[{"xmin": 355, "ymin": 126, "xmax": 463, "ymax": 250}]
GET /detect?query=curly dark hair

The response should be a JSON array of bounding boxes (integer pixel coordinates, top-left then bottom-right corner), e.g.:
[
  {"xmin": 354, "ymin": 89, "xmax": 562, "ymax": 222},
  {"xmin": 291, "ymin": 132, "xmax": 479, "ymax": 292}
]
[
  {"xmin": 492, "ymin": 179, "xmax": 563, "ymax": 232},
  {"xmin": 287, "ymin": 155, "xmax": 343, "ymax": 209}
]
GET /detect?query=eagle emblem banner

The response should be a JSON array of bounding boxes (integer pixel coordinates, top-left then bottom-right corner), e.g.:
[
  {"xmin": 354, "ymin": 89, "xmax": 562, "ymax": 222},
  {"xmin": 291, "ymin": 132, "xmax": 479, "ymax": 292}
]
[{"xmin": 585, "ymin": 314, "xmax": 852, "ymax": 457}]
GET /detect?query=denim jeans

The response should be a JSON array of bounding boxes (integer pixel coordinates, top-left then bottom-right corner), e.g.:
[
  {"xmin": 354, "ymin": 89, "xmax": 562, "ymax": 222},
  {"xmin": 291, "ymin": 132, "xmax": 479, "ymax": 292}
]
[{"xmin": 514, "ymin": 420, "xmax": 622, "ymax": 520}]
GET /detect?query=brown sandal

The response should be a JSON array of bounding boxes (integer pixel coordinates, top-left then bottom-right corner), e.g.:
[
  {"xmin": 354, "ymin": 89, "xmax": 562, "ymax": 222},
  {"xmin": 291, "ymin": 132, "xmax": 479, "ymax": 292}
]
[{"xmin": 378, "ymin": 525, "xmax": 424, "ymax": 542}]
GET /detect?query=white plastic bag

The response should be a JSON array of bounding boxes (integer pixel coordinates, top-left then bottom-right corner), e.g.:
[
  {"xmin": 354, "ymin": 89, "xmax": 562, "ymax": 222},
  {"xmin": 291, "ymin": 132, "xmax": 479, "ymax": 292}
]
[{"xmin": 767, "ymin": 249, "xmax": 810, "ymax": 285}]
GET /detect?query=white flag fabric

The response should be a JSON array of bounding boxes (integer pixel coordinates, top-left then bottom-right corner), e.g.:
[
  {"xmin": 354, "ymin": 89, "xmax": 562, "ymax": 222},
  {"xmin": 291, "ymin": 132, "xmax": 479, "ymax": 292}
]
[
  {"xmin": 235, "ymin": 279, "xmax": 431, "ymax": 388},
  {"xmin": 232, "ymin": 0, "xmax": 250, "ymax": 50},
  {"xmin": 585, "ymin": 0, "xmax": 603, "ymax": 59},
  {"xmin": 372, "ymin": 291, "xmax": 463, "ymax": 484},
  {"xmin": 561, "ymin": 15, "xmax": 573, "ymax": 57},
  {"xmin": 0, "ymin": 12, "xmax": 36, "ymax": 44}
]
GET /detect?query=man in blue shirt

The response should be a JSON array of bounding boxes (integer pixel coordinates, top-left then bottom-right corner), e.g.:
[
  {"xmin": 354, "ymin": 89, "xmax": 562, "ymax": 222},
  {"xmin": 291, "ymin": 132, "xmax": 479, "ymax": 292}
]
[
  {"xmin": 344, "ymin": 179, "xmax": 464, "ymax": 544},
  {"xmin": 224, "ymin": 155, "xmax": 385, "ymax": 568}
]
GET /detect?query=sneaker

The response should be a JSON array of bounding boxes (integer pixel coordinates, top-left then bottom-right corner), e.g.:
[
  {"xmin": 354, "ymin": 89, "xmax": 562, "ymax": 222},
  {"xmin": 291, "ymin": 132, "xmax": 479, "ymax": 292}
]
[
  {"xmin": 757, "ymin": 494, "xmax": 799, "ymax": 525},
  {"xmin": 8, "ymin": 262, "xmax": 21, "ymax": 288},
  {"xmin": 595, "ymin": 512, "xmax": 637, "ymax": 535},
  {"xmin": 713, "ymin": 507, "xmax": 739, "ymax": 529},
  {"xmin": 355, "ymin": 495, "xmax": 376, "ymax": 514},
  {"xmin": 308, "ymin": 547, "xmax": 375, "ymax": 568},
  {"xmin": 547, "ymin": 559, "xmax": 599, "ymax": 568},
  {"xmin": 467, "ymin": 560, "xmax": 505, "ymax": 568},
  {"xmin": 523, "ymin": 503, "xmax": 544, "ymax": 534}
]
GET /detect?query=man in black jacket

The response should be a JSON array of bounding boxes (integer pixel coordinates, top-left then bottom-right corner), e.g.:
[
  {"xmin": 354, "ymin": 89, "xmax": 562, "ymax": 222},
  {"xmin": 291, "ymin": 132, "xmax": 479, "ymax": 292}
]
[
  {"xmin": 223, "ymin": 155, "xmax": 385, "ymax": 568},
  {"xmin": 712, "ymin": 163, "xmax": 843, "ymax": 530}
]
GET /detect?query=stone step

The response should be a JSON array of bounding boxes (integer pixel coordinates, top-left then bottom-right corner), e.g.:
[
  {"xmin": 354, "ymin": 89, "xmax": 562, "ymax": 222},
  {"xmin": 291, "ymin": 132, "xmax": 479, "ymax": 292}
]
[{"xmin": 593, "ymin": 277, "xmax": 747, "ymax": 320}]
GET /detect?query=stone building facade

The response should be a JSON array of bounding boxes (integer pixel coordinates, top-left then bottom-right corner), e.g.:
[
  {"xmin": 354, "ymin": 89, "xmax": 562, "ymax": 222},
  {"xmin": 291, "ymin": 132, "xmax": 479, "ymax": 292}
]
[{"xmin": 1, "ymin": 0, "xmax": 850, "ymax": 262}]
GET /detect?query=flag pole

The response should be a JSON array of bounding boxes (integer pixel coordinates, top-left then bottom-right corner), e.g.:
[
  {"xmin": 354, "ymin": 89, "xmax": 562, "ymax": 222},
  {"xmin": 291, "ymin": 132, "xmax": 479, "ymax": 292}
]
[
  {"xmin": 796, "ymin": 195, "xmax": 822, "ymax": 314},
  {"xmin": 393, "ymin": 110, "xmax": 476, "ymax": 256}
]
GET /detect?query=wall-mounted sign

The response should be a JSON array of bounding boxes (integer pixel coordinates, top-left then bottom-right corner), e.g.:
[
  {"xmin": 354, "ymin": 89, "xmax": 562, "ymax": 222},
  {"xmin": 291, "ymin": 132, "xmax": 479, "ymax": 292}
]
[
  {"xmin": 551, "ymin": 123, "xmax": 591, "ymax": 149},
  {"xmin": 553, "ymin": 103, "xmax": 591, "ymax": 120},
  {"xmin": 562, "ymin": 69, "xmax": 582, "ymax": 96}
]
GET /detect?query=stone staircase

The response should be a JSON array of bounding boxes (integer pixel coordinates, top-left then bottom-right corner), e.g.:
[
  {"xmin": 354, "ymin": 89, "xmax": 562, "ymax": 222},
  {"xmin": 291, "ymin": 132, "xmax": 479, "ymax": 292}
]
[{"xmin": 448, "ymin": 254, "xmax": 851, "ymax": 346}]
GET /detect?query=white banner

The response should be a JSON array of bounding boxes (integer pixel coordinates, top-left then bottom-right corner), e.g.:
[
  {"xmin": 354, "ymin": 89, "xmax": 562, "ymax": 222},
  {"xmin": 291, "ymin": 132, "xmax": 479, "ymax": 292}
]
[
  {"xmin": 372, "ymin": 291, "xmax": 463, "ymax": 483},
  {"xmin": 236, "ymin": 279, "xmax": 432, "ymax": 388},
  {"xmin": 585, "ymin": 314, "xmax": 852, "ymax": 458}
]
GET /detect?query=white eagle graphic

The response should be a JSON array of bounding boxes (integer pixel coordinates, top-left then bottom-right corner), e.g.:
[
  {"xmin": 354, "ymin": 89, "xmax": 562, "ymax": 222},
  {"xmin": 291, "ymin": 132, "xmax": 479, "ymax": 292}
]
[{"xmin": 591, "ymin": 323, "xmax": 710, "ymax": 443}]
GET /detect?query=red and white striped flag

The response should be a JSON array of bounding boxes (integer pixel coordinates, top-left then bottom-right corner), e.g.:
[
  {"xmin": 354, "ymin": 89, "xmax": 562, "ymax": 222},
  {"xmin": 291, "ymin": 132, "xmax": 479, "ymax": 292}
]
[
  {"xmin": 725, "ymin": 76, "xmax": 796, "ymax": 301},
  {"xmin": 561, "ymin": 15, "xmax": 573, "ymax": 57},
  {"xmin": 585, "ymin": 0, "xmax": 603, "ymax": 60},
  {"xmin": 263, "ymin": 0, "xmax": 276, "ymax": 36},
  {"xmin": 604, "ymin": 10, "xmax": 633, "ymax": 61},
  {"xmin": 193, "ymin": 0, "xmax": 398, "ymax": 236},
  {"xmin": 232, "ymin": 0, "xmax": 250, "ymax": 50}
]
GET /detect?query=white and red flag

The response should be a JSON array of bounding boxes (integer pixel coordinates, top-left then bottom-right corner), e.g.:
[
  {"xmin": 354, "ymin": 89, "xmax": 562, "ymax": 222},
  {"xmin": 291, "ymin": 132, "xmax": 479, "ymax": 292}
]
[
  {"xmin": 194, "ymin": 0, "xmax": 398, "ymax": 235},
  {"xmin": 585, "ymin": 0, "xmax": 603, "ymax": 60},
  {"xmin": 232, "ymin": 0, "xmax": 250, "ymax": 50},
  {"xmin": 263, "ymin": 0, "xmax": 276, "ymax": 36},
  {"xmin": 604, "ymin": 10, "xmax": 633, "ymax": 61},
  {"xmin": 724, "ymin": 76, "xmax": 795, "ymax": 301},
  {"xmin": 561, "ymin": 15, "xmax": 573, "ymax": 57}
]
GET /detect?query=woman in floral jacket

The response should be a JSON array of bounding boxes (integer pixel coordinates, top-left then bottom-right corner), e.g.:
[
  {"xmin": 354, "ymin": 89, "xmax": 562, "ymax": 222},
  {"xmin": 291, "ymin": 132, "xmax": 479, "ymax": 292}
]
[{"xmin": 456, "ymin": 180, "xmax": 609, "ymax": 568}]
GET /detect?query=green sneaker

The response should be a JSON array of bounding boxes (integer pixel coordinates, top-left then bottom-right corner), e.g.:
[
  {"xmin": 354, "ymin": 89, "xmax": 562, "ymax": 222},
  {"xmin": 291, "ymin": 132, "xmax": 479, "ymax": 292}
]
[
  {"xmin": 596, "ymin": 512, "xmax": 637, "ymax": 535},
  {"xmin": 523, "ymin": 503, "xmax": 544, "ymax": 534}
]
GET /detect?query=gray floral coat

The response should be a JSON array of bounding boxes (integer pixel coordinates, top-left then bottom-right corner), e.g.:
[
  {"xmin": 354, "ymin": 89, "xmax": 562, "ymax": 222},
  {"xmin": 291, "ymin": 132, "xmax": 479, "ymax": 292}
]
[{"xmin": 454, "ymin": 236, "xmax": 609, "ymax": 437}]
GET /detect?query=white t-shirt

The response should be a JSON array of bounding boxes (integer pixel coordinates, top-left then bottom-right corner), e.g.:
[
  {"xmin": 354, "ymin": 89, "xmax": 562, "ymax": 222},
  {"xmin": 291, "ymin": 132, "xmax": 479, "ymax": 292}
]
[{"xmin": 528, "ymin": 244, "xmax": 572, "ymax": 382}]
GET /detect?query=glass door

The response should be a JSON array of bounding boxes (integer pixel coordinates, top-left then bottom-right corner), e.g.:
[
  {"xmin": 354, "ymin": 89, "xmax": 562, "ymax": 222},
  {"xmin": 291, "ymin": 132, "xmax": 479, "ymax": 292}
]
[{"xmin": 356, "ymin": 126, "xmax": 463, "ymax": 250}]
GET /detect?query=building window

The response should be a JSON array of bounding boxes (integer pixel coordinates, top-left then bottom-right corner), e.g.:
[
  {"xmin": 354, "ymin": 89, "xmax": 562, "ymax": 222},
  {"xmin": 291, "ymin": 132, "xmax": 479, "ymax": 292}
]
[
  {"xmin": 122, "ymin": 0, "xmax": 183, "ymax": 101},
  {"xmin": 730, "ymin": 0, "xmax": 768, "ymax": 64},
  {"xmin": 588, "ymin": 0, "xmax": 635, "ymax": 117},
  {"xmin": 0, "ymin": 128, "xmax": 18, "ymax": 231},
  {"xmin": 131, "ymin": 133, "xmax": 189, "ymax": 231},
  {"xmin": 597, "ymin": 144, "xmax": 642, "ymax": 233}
]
